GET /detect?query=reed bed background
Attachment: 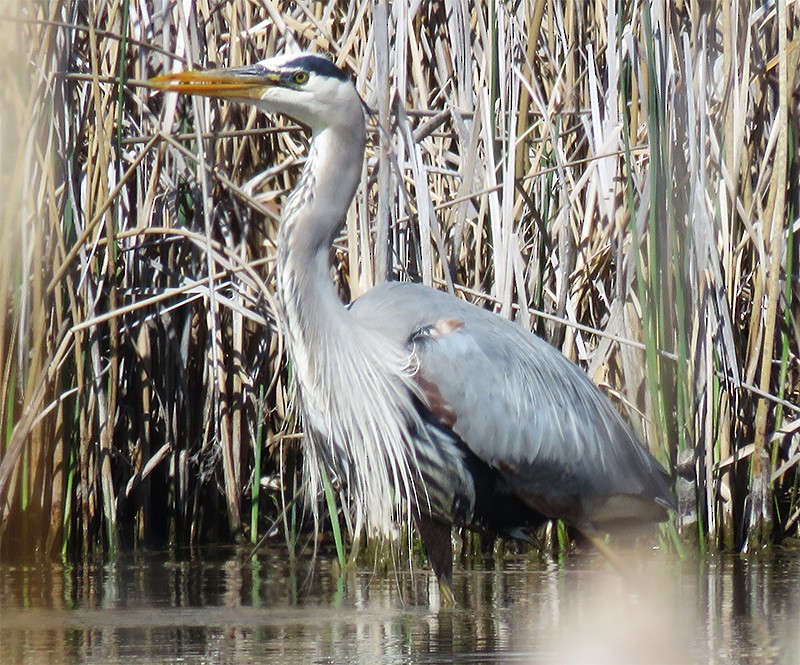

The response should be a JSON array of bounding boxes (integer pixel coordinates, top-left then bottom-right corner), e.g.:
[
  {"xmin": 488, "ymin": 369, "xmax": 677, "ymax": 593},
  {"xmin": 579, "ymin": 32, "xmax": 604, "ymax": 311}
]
[{"xmin": 1, "ymin": 0, "xmax": 798, "ymax": 563}]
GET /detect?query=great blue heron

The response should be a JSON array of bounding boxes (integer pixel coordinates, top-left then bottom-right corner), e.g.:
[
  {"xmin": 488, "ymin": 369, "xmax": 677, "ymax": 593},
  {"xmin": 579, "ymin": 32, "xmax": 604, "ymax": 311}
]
[{"xmin": 149, "ymin": 53, "xmax": 676, "ymax": 603}]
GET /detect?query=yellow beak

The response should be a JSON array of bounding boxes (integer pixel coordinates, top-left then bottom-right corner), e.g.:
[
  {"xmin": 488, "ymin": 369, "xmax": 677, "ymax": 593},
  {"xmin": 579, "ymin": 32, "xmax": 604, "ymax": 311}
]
[{"xmin": 146, "ymin": 66, "xmax": 280, "ymax": 100}]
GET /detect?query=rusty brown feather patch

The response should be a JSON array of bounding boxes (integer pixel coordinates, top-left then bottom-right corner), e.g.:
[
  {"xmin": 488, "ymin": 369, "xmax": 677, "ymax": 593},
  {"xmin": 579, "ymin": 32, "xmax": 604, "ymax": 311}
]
[
  {"xmin": 413, "ymin": 375, "xmax": 457, "ymax": 428},
  {"xmin": 498, "ymin": 460, "xmax": 520, "ymax": 477},
  {"xmin": 409, "ymin": 318, "xmax": 466, "ymax": 428},
  {"xmin": 432, "ymin": 318, "xmax": 465, "ymax": 337}
]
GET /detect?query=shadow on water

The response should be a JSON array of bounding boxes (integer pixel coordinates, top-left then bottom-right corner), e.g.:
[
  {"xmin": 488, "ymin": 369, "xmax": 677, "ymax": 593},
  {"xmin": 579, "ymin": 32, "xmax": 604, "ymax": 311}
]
[{"xmin": 1, "ymin": 545, "xmax": 798, "ymax": 664}]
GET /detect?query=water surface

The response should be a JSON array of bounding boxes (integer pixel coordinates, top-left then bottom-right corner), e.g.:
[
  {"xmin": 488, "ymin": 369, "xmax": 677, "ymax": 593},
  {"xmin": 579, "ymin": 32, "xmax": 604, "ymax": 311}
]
[{"xmin": 1, "ymin": 546, "xmax": 798, "ymax": 664}]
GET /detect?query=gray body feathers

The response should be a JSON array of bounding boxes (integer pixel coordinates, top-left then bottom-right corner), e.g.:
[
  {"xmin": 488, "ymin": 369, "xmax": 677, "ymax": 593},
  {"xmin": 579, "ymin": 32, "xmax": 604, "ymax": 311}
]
[{"xmin": 350, "ymin": 282, "xmax": 675, "ymax": 532}]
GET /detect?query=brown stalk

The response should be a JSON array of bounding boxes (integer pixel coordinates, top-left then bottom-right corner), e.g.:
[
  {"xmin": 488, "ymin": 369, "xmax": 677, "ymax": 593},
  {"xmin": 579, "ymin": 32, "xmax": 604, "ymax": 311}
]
[{"xmin": 748, "ymin": 0, "xmax": 790, "ymax": 548}]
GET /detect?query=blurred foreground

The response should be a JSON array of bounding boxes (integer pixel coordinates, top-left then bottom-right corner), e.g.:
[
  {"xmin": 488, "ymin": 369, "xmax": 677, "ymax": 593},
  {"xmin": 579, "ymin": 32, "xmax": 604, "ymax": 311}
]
[{"xmin": 2, "ymin": 547, "xmax": 798, "ymax": 665}]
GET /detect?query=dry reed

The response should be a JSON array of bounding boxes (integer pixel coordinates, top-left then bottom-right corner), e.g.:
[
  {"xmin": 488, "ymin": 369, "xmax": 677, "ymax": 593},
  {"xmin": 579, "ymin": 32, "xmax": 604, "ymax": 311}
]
[{"xmin": 1, "ymin": 0, "xmax": 798, "ymax": 561}]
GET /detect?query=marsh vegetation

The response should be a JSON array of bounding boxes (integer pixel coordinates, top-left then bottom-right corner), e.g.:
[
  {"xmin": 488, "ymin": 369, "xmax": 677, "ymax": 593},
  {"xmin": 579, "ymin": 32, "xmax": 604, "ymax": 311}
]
[{"xmin": 0, "ymin": 1, "xmax": 798, "ymax": 563}]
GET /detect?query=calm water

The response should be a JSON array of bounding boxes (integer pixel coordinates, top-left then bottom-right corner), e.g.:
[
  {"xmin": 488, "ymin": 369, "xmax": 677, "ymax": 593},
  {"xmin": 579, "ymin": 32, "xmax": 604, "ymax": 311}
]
[{"xmin": 1, "ymin": 545, "xmax": 798, "ymax": 664}]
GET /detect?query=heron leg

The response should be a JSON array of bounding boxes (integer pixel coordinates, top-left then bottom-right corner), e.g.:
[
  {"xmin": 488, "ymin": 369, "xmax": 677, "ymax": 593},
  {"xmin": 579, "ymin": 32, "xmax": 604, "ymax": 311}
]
[
  {"xmin": 414, "ymin": 512, "xmax": 455, "ymax": 607},
  {"xmin": 578, "ymin": 527, "xmax": 627, "ymax": 576}
]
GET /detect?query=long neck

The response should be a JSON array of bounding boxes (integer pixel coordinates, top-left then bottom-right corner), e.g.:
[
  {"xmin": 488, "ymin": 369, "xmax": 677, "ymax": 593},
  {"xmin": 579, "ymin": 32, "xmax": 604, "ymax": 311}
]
[
  {"xmin": 276, "ymin": 113, "xmax": 366, "ymax": 384},
  {"xmin": 275, "ymin": 104, "xmax": 426, "ymax": 536}
]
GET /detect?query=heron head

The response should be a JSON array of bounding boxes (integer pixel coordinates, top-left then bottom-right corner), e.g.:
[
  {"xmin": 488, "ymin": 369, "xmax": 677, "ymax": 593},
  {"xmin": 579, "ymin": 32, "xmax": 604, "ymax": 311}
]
[{"xmin": 147, "ymin": 52, "xmax": 361, "ymax": 132}]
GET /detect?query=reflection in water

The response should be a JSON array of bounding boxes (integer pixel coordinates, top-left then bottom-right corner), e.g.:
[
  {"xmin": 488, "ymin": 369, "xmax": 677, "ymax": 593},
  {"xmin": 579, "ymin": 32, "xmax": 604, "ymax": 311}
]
[{"xmin": 1, "ymin": 547, "xmax": 798, "ymax": 664}]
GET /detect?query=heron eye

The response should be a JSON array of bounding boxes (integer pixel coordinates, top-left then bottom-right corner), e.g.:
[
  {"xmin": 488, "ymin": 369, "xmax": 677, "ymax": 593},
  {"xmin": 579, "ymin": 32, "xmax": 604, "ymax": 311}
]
[{"xmin": 292, "ymin": 71, "xmax": 309, "ymax": 85}]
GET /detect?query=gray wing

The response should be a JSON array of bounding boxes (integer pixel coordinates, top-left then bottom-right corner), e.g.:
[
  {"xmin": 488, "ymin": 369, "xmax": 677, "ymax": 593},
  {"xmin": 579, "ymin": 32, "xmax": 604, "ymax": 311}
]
[{"xmin": 350, "ymin": 282, "xmax": 675, "ymax": 528}]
